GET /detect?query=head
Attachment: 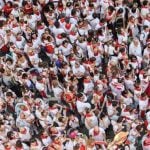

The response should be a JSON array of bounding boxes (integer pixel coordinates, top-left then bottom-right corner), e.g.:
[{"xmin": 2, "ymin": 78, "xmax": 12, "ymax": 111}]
[
  {"xmin": 93, "ymin": 126, "xmax": 100, "ymax": 134},
  {"xmin": 133, "ymin": 38, "xmax": 139, "ymax": 46}
]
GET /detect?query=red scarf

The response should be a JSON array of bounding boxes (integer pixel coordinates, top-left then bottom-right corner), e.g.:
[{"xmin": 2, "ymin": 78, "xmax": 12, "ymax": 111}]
[
  {"xmin": 60, "ymin": 18, "xmax": 65, "ymax": 23},
  {"xmin": 22, "ymin": 107, "xmax": 28, "ymax": 111},
  {"xmin": 84, "ymin": 79, "xmax": 91, "ymax": 83},
  {"xmin": 80, "ymin": 145, "xmax": 86, "ymax": 150},
  {"xmin": 85, "ymin": 113, "xmax": 93, "ymax": 117},
  {"xmin": 144, "ymin": 138, "xmax": 150, "ymax": 146},
  {"xmin": 16, "ymin": 37, "xmax": 22, "ymax": 41},
  {"xmin": 16, "ymin": 147, "xmax": 23, "ymax": 150},
  {"xmin": 57, "ymin": 34, "xmax": 62, "ymax": 39},
  {"xmin": 58, "ymin": 6, "xmax": 63, "ymax": 12},
  {"xmin": 38, "ymin": 25, "xmax": 44, "ymax": 30},
  {"xmin": 70, "ymin": 31, "xmax": 76, "ymax": 36},
  {"xmin": 49, "ymin": 106, "xmax": 57, "ymax": 110},
  {"xmin": 5, "ymin": 148, "xmax": 11, "ymax": 150},
  {"xmin": 41, "ymin": 135, "xmax": 48, "ymax": 139},
  {"xmin": 135, "ymin": 87, "xmax": 141, "ymax": 91},
  {"xmin": 65, "ymin": 23, "xmax": 71, "ymax": 30},
  {"xmin": 94, "ymin": 130, "xmax": 99, "ymax": 136},
  {"xmin": 12, "ymin": 24, "xmax": 18, "ymax": 28}
]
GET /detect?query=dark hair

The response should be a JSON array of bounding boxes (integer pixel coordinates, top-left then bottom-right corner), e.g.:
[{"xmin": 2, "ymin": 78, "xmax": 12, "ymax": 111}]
[
  {"xmin": 66, "ymin": 2, "xmax": 72, "ymax": 7},
  {"xmin": 37, "ymin": 76, "xmax": 43, "ymax": 81},
  {"xmin": 92, "ymin": 13, "xmax": 98, "ymax": 18},
  {"xmin": 7, "ymin": 1, "xmax": 13, "ymax": 6},
  {"xmin": 76, "ymin": 93, "xmax": 83, "ymax": 98},
  {"xmin": 143, "ymin": 25, "xmax": 148, "ymax": 30},
  {"xmin": 122, "ymin": 90, "xmax": 128, "ymax": 96},
  {"xmin": 7, "ymin": 131, "xmax": 14, "ymax": 139},
  {"xmin": 16, "ymin": 140, "xmax": 23, "ymax": 148},
  {"xmin": 131, "ymin": 7, "xmax": 136, "ymax": 13},
  {"xmin": 6, "ymin": 92, "xmax": 13, "ymax": 97},
  {"xmin": 100, "ymin": 112, "xmax": 106, "ymax": 119},
  {"xmin": 54, "ymin": 21, "xmax": 60, "ymax": 28},
  {"xmin": 71, "ymin": 9, "xmax": 76, "ymax": 16},
  {"xmin": 30, "ymin": 138, "xmax": 37, "ymax": 143},
  {"xmin": 117, "ymin": 117, "xmax": 124, "ymax": 123},
  {"xmin": 117, "ymin": 8, "xmax": 123, "ymax": 14},
  {"xmin": 6, "ymin": 58, "xmax": 13, "ymax": 63},
  {"xmin": 108, "ymin": 6, "xmax": 115, "ymax": 12},
  {"xmin": 143, "ymin": 0, "xmax": 148, "ymax": 6},
  {"xmin": 87, "ymin": 37, "xmax": 92, "ymax": 43},
  {"xmin": 141, "ymin": 92, "xmax": 146, "ymax": 97},
  {"xmin": 119, "ymin": 47, "xmax": 126, "ymax": 53},
  {"xmin": 89, "ymin": 3, "xmax": 94, "ymax": 8},
  {"xmin": 22, "ymin": 73, "xmax": 28, "ymax": 79}
]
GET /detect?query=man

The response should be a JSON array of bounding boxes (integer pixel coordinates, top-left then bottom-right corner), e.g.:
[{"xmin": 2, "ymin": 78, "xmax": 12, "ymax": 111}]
[
  {"xmin": 142, "ymin": 126, "xmax": 150, "ymax": 150},
  {"xmin": 129, "ymin": 38, "xmax": 142, "ymax": 57},
  {"xmin": 89, "ymin": 126, "xmax": 106, "ymax": 149},
  {"xmin": 72, "ymin": 62, "xmax": 86, "ymax": 92},
  {"xmin": 76, "ymin": 93, "xmax": 91, "ymax": 114}
]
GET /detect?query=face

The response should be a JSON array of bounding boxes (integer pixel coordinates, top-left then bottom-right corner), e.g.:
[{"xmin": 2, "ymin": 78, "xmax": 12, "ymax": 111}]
[
  {"xmin": 0, "ymin": 125, "xmax": 5, "ymax": 131},
  {"xmin": 6, "ymin": 60, "xmax": 12, "ymax": 65},
  {"xmin": 133, "ymin": 39, "xmax": 138, "ymax": 46},
  {"xmin": 32, "ymin": 34, "xmax": 37, "ymax": 39},
  {"xmin": 64, "ymin": 42, "xmax": 68, "ymax": 47},
  {"xmin": 51, "ymin": 127, "xmax": 57, "ymax": 133},
  {"xmin": 28, "ymin": 42, "xmax": 33, "ymax": 47},
  {"xmin": 7, "ymin": 3, "xmax": 11, "ymax": 7},
  {"xmin": 94, "ymin": 126, "xmax": 99, "ymax": 134},
  {"xmin": 75, "ymin": 63, "xmax": 80, "ymax": 68},
  {"xmin": 131, "ymin": 17, "xmax": 135, "ymax": 22}
]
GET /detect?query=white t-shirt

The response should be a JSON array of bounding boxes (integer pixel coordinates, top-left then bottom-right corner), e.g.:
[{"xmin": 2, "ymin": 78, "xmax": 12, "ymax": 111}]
[
  {"xmin": 129, "ymin": 42, "xmax": 142, "ymax": 57},
  {"xmin": 76, "ymin": 100, "xmax": 91, "ymax": 113},
  {"xmin": 72, "ymin": 65, "xmax": 86, "ymax": 78},
  {"xmin": 139, "ymin": 98, "xmax": 148, "ymax": 110},
  {"xmin": 89, "ymin": 127, "xmax": 105, "ymax": 141},
  {"xmin": 19, "ymin": 127, "xmax": 31, "ymax": 141}
]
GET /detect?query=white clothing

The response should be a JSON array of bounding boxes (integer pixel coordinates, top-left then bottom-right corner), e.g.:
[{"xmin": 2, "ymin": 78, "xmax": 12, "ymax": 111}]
[
  {"xmin": 85, "ymin": 115, "xmax": 98, "ymax": 130},
  {"xmin": 35, "ymin": 81, "xmax": 45, "ymax": 91},
  {"xmin": 89, "ymin": 127, "xmax": 105, "ymax": 141},
  {"xmin": 139, "ymin": 98, "xmax": 148, "ymax": 111},
  {"xmin": 146, "ymin": 111, "xmax": 150, "ymax": 123},
  {"xmin": 52, "ymin": 86, "xmax": 63, "ymax": 99},
  {"xmin": 72, "ymin": 65, "xmax": 85, "ymax": 78},
  {"xmin": 19, "ymin": 127, "xmax": 31, "ymax": 141},
  {"xmin": 129, "ymin": 42, "xmax": 142, "ymax": 57},
  {"xmin": 76, "ymin": 100, "xmax": 91, "ymax": 113}
]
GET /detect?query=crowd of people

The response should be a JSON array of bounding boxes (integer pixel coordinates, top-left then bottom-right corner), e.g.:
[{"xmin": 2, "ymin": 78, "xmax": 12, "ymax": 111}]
[{"xmin": 0, "ymin": 0, "xmax": 149, "ymax": 149}]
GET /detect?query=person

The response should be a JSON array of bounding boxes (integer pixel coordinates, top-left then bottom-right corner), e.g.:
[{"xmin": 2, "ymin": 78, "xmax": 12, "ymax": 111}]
[
  {"xmin": 0, "ymin": 0, "xmax": 149, "ymax": 149},
  {"xmin": 89, "ymin": 126, "xmax": 106, "ymax": 149}
]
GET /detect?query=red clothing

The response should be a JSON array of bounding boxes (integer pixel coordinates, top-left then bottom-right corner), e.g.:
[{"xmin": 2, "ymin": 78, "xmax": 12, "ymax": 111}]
[
  {"xmin": 3, "ymin": 5, "xmax": 13, "ymax": 16},
  {"xmin": 146, "ymin": 82, "xmax": 150, "ymax": 97},
  {"xmin": 24, "ymin": 4, "xmax": 33, "ymax": 14},
  {"xmin": 0, "ymin": 45, "xmax": 9, "ymax": 52},
  {"xmin": 80, "ymin": 145, "xmax": 86, "ymax": 150},
  {"xmin": 46, "ymin": 45, "xmax": 54, "ymax": 54}
]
